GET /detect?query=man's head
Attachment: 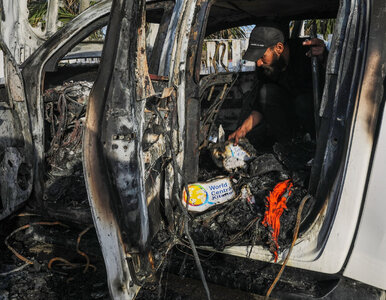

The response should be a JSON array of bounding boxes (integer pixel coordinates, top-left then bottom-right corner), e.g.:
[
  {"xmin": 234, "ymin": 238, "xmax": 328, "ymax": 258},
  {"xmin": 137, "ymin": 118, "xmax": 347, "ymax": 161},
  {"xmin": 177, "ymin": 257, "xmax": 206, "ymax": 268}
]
[{"xmin": 243, "ymin": 25, "xmax": 287, "ymax": 79}]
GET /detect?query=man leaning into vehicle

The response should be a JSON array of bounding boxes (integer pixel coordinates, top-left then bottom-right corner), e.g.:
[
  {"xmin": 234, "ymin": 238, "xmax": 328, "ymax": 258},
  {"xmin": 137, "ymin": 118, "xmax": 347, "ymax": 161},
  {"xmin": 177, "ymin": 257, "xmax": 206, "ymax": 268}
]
[{"xmin": 228, "ymin": 23, "xmax": 327, "ymax": 145}]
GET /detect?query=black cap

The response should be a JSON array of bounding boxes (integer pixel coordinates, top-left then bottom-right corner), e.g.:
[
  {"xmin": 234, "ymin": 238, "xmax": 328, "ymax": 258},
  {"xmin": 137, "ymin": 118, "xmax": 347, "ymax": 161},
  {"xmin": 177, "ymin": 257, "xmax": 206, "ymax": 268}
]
[{"xmin": 243, "ymin": 26, "xmax": 285, "ymax": 61}]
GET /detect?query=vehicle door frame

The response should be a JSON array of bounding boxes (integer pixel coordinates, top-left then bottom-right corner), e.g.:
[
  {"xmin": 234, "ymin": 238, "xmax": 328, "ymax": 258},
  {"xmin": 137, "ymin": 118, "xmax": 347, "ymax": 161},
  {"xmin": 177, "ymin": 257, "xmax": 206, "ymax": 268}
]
[{"xmin": 20, "ymin": 0, "xmax": 112, "ymax": 207}]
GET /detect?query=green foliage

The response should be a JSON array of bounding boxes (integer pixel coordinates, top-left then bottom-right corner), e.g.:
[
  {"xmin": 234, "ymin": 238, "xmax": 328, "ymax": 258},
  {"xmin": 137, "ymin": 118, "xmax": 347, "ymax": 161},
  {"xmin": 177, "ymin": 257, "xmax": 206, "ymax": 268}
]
[
  {"xmin": 58, "ymin": 1, "xmax": 99, "ymax": 24},
  {"xmin": 27, "ymin": 1, "xmax": 47, "ymax": 30},
  {"xmin": 58, "ymin": 7, "xmax": 77, "ymax": 24},
  {"xmin": 27, "ymin": 0, "xmax": 103, "ymax": 40},
  {"xmin": 206, "ymin": 27, "xmax": 246, "ymax": 40},
  {"xmin": 304, "ymin": 19, "xmax": 335, "ymax": 40},
  {"xmin": 87, "ymin": 28, "xmax": 105, "ymax": 41}
]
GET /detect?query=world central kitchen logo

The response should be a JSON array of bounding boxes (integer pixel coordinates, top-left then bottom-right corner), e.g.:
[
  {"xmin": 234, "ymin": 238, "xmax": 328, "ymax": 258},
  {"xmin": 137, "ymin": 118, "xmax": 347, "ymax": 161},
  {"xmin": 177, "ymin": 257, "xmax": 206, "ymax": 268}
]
[
  {"xmin": 183, "ymin": 184, "xmax": 209, "ymax": 206},
  {"xmin": 183, "ymin": 181, "xmax": 234, "ymax": 207},
  {"xmin": 208, "ymin": 182, "xmax": 234, "ymax": 201}
]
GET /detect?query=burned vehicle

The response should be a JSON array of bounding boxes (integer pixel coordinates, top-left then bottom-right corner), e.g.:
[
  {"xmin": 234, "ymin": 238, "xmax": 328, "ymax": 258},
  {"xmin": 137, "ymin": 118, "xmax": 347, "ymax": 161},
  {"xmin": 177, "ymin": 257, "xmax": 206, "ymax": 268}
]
[{"xmin": 1, "ymin": 0, "xmax": 386, "ymax": 299}]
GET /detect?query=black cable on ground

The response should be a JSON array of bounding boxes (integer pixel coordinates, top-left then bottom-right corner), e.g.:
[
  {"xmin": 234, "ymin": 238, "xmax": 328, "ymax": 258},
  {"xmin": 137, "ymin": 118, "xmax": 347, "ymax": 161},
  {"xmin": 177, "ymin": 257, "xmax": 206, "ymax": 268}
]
[
  {"xmin": 152, "ymin": 100, "xmax": 211, "ymax": 300},
  {"xmin": 265, "ymin": 194, "xmax": 312, "ymax": 299}
]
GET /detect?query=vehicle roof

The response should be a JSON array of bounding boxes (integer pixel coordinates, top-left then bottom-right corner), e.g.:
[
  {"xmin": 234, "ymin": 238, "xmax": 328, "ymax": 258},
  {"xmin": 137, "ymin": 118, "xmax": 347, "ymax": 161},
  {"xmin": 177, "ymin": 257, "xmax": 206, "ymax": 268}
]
[{"xmin": 206, "ymin": 0, "xmax": 339, "ymax": 34}]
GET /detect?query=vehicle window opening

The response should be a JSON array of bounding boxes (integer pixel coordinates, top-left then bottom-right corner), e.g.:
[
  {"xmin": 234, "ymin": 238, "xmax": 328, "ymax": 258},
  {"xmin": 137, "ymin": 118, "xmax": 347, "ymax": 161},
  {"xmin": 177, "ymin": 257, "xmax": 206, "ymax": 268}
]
[
  {"xmin": 146, "ymin": 1, "xmax": 175, "ymax": 76},
  {"xmin": 41, "ymin": 25, "xmax": 108, "ymax": 222},
  {"xmin": 58, "ymin": 26, "xmax": 106, "ymax": 67}
]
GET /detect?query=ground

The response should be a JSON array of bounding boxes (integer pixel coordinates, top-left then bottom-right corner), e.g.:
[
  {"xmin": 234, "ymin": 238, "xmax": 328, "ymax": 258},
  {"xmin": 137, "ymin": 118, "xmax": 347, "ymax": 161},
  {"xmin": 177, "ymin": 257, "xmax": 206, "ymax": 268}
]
[
  {"xmin": 0, "ymin": 212, "xmax": 262, "ymax": 300},
  {"xmin": 0, "ymin": 211, "xmax": 383, "ymax": 300}
]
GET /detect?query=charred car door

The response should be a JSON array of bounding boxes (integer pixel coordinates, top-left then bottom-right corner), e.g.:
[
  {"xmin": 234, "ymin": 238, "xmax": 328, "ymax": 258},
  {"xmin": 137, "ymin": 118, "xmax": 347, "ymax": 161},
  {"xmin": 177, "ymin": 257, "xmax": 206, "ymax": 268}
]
[
  {"xmin": 0, "ymin": 0, "xmax": 111, "ymax": 226},
  {"xmin": 83, "ymin": 0, "xmax": 211, "ymax": 298}
]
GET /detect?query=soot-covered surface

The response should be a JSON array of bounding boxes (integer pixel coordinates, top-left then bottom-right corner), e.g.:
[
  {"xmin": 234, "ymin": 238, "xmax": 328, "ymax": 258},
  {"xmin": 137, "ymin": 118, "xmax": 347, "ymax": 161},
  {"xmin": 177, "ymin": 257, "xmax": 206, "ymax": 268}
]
[{"xmin": 192, "ymin": 137, "xmax": 314, "ymax": 258}]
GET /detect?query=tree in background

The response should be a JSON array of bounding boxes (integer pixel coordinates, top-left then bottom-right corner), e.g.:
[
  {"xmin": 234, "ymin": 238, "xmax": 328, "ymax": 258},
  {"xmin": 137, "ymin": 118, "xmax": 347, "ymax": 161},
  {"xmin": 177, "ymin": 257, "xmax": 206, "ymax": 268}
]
[
  {"xmin": 304, "ymin": 19, "xmax": 336, "ymax": 40},
  {"xmin": 27, "ymin": 0, "xmax": 97, "ymax": 30},
  {"xmin": 206, "ymin": 27, "xmax": 246, "ymax": 40}
]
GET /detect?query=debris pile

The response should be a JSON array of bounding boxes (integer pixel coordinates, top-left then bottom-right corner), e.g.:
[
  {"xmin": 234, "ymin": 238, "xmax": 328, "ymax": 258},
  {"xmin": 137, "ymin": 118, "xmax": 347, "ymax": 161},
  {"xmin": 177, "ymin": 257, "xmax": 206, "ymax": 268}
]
[{"xmin": 192, "ymin": 136, "xmax": 314, "ymax": 260}]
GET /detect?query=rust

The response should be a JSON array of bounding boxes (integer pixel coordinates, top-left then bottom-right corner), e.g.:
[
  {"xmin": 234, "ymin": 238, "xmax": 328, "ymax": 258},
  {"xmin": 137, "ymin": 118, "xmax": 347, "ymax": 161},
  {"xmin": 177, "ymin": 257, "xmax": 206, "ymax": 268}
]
[
  {"xmin": 83, "ymin": 92, "xmax": 117, "ymax": 223},
  {"xmin": 161, "ymin": 86, "xmax": 174, "ymax": 98},
  {"xmin": 136, "ymin": 7, "xmax": 155, "ymax": 100},
  {"xmin": 149, "ymin": 74, "xmax": 169, "ymax": 81}
]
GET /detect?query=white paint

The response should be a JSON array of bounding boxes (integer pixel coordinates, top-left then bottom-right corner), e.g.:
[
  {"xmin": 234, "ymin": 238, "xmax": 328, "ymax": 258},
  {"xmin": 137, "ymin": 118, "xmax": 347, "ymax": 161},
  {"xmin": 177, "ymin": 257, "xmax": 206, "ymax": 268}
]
[
  {"xmin": 344, "ymin": 102, "xmax": 386, "ymax": 289},
  {"xmin": 343, "ymin": 44, "xmax": 386, "ymax": 289},
  {"xmin": 169, "ymin": 0, "xmax": 197, "ymax": 151},
  {"xmin": 206, "ymin": 41, "xmax": 216, "ymax": 73},
  {"xmin": 0, "ymin": 1, "xmax": 45, "ymax": 64},
  {"xmin": 46, "ymin": 0, "xmax": 59, "ymax": 35},
  {"xmin": 146, "ymin": 23, "xmax": 159, "ymax": 55},
  {"xmin": 158, "ymin": 0, "xmax": 184, "ymax": 76},
  {"xmin": 201, "ymin": 39, "xmax": 255, "ymax": 74},
  {"xmin": 0, "ymin": 50, "xmax": 4, "ymax": 83}
]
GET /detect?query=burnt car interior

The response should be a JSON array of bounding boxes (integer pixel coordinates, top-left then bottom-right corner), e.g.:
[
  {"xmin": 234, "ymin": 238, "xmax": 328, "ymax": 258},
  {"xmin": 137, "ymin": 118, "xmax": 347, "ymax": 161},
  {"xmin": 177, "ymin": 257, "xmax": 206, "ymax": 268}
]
[
  {"xmin": 187, "ymin": 0, "xmax": 340, "ymax": 255},
  {"xmin": 36, "ymin": 0, "xmax": 342, "ymax": 271},
  {"xmin": 5, "ymin": 0, "xmax": 377, "ymax": 297}
]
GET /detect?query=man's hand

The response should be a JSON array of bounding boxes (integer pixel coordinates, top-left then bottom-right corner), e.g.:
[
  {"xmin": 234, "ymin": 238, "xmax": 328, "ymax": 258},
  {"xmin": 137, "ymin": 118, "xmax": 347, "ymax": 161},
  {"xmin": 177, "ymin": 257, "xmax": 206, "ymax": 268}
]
[
  {"xmin": 228, "ymin": 127, "xmax": 247, "ymax": 145},
  {"xmin": 303, "ymin": 38, "xmax": 326, "ymax": 59},
  {"xmin": 228, "ymin": 111, "xmax": 263, "ymax": 145}
]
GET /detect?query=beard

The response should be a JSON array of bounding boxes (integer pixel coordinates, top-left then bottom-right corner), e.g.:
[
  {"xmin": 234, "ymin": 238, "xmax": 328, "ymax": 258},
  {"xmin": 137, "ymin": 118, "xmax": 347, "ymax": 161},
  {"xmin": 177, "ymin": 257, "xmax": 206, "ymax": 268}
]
[{"xmin": 261, "ymin": 52, "xmax": 286, "ymax": 81}]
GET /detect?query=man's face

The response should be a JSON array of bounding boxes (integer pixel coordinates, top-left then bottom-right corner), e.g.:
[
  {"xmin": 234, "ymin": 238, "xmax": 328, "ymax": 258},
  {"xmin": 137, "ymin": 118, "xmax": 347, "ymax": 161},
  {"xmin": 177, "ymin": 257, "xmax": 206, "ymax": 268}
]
[
  {"xmin": 256, "ymin": 45, "xmax": 285, "ymax": 79},
  {"xmin": 256, "ymin": 47, "xmax": 277, "ymax": 68}
]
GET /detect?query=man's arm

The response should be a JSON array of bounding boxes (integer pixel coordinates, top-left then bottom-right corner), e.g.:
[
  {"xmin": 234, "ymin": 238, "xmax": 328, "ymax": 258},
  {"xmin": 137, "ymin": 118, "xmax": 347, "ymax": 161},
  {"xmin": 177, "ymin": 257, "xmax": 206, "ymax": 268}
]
[{"xmin": 228, "ymin": 110, "xmax": 263, "ymax": 145}]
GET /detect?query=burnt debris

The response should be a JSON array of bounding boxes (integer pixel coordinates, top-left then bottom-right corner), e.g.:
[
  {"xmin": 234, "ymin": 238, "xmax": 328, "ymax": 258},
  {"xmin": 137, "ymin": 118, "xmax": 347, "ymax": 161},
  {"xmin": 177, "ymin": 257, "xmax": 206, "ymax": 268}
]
[
  {"xmin": 43, "ymin": 81, "xmax": 93, "ymax": 223},
  {"xmin": 192, "ymin": 137, "xmax": 314, "ymax": 259}
]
